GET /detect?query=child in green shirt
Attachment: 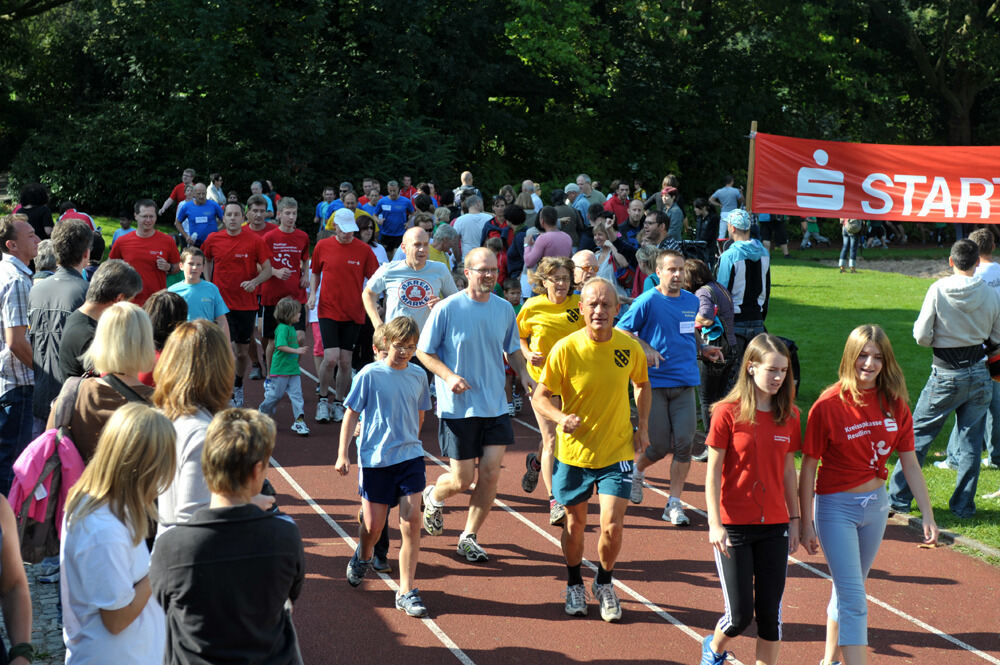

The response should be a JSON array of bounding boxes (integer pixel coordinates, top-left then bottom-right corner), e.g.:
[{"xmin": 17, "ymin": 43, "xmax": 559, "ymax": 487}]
[{"xmin": 259, "ymin": 297, "xmax": 309, "ymax": 435}]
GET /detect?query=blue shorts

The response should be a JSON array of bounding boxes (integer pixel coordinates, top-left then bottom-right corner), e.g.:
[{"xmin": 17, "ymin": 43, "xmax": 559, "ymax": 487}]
[
  {"xmin": 552, "ymin": 459, "xmax": 634, "ymax": 506},
  {"xmin": 358, "ymin": 457, "xmax": 426, "ymax": 508}
]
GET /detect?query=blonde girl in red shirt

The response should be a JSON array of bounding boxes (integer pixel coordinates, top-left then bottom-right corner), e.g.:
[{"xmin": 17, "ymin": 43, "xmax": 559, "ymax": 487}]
[
  {"xmin": 702, "ymin": 333, "xmax": 801, "ymax": 665},
  {"xmin": 800, "ymin": 324, "xmax": 938, "ymax": 665}
]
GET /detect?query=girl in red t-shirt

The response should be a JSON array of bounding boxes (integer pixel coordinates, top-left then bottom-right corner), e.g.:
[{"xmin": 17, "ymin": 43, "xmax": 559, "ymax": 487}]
[
  {"xmin": 702, "ymin": 333, "xmax": 801, "ymax": 665},
  {"xmin": 800, "ymin": 324, "xmax": 938, "ymax": 665}
]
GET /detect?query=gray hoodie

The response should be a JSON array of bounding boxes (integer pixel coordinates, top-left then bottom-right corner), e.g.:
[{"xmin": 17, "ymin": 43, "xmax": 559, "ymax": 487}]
[{"xmin": 913, "ymin": 274, "xmax": 1000, "ymax": 348}]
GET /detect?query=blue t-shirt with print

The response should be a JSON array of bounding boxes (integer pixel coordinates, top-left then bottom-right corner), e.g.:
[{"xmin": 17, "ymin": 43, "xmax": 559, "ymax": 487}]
[
  {"xmin": 418, "ymin": 291, "xmax": 520, "ymax": 419},
  {"xmin": 375, "ymin": 196, "xmax": 415, "ymax": 238},
  {"xmin": 617, "ymin": 287, "xmax": 700, "ymax": 388},
  {"xmin": 177, "ymin": 200, "xmax": 224, "ymax": 240},
  {"xmin": 344, "ymin": 361, "xmax": 431, "ymax": 468}
]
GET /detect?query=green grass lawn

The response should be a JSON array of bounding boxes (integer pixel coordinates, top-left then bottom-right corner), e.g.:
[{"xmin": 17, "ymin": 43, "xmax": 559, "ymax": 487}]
[{"xmin": 767, "ymin": 251, "xmax": 1000, "ymax": 552}]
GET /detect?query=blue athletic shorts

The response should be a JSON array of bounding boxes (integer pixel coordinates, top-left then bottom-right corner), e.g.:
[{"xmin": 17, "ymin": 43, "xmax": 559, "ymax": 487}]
[
  {"xmin": 358, "ymin": 457, "xmax": 426, "ymax": 508},
  {"xmin": 552, "ymin": 459, "xmax": 634, "ymax": 506}
]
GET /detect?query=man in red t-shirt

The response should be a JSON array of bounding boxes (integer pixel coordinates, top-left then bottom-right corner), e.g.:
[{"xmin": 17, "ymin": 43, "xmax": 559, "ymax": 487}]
[
  {"xmin": 243, "ymin": 193, "xmax": 279, "ymax": 378},
  {"xmin": 262, "ymin": 198, "xmax": 310, "ymax": 372},
  {"xmin": 108, "ymin": 198, "xmax": 180, "ymax": 306},
  {"xmin": 158, "ymin": 168, "xmax": 195, "ymax": 217},
  {"xmin": 399, "ymin": 175, "xmax": 418, "ymax": 201},
  {"xmin": 202, "ymin": 201, "xmax": 272, "ymax": 407},
  {"xmin": 307, "ymin": 208, "xmax": 378, "ymax": 423}
]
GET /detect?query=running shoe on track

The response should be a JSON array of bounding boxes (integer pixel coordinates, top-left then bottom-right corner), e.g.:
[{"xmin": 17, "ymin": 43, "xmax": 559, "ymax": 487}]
[
  {"xmin": 372, "ymin": 553, "xmax": 391, "ymax": 574},
  {"xmin": 563, "ymin": 584, "xmax": 588, "ymax": 616},
  {"xmin": 315, "ymin": 398, "xmax": 331, "ymax": 423},
  {"xmin": 663, "ymin": 497, "xmax": 690, "ymax": 526},
  {"xmin": 395, "ymin": 589, "xmax": 428, "ymax": 617},
  {"xmin": 456, "ymin": 533, "xmax": 488, "ymax": 562},
  {"xmin": 422, "ymin": 485, "xmax": 444, "ymax": 536},
  {"xmin": 549, "ymin": 499, "xmax": 566, "ymax": 526},
  {"xmin": 591, "ymin": 581, "xmax": 622, "ymax": 622},
  {"xmin": 522, "ymin": 452, "xmax": 540, "ymax": 493},
  {"xmin": 346, "ymin": 548, "xmax": 370, "ymax": 587},
  {"xmin": 629, "ymin": 475, "xmax": 644, "ymax": 504},
  {"xmin": 700, "ymin": 635, "xmax": 727, "ymax": 665}
]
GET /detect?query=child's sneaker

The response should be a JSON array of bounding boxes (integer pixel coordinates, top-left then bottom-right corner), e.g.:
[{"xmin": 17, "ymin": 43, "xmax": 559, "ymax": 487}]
[
  {"xmin": 422, "ymin": 485, "xmax": 444, "ymax": 536},
  {"xmin": 291, "ymin": 417, "xmax": 310, "ymax": 436},
  {"xmin": 395, "ymin": 588, "xmax": 428, "ymax": 617}
]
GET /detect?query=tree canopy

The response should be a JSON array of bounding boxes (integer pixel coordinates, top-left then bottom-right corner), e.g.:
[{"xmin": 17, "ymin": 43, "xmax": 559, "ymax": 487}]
[{"xmin": 1, "ymin": 0, "xmax": 997, "ymax": 214}]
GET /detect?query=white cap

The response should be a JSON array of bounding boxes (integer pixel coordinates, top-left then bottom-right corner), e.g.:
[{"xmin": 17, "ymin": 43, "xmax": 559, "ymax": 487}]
[{"xmin": 333, "ymin": 208, "xmax": 359, "ymax": 233}]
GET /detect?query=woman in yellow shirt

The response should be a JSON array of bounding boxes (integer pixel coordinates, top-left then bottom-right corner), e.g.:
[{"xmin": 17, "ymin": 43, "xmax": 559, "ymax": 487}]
[{"xmin": 516, "ymin": 256, "xmax": 584, "ymax": 526}]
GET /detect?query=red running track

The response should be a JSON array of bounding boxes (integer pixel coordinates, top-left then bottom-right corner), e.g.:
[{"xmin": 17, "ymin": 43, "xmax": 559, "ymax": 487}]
[{"xmin": 240, "ymin": 368, "xmax": 1000, "ymax": 665}]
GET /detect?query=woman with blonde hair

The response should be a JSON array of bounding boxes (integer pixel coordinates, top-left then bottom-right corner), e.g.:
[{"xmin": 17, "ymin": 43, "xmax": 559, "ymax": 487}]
[
  {"xmin": 517, "ymin": 257, "xmax": 584, "ymax": 525},
  {"xmin": 800, "ymin": 324, "xmax": 937, "ymax": 665},
  {"xmin": 153, "ymin": 319, "xmax": 248, "ymax": 536},
  {"xmin": 60, "ymin": 403, "xmax": 176, "ymax": 664},
  {"xmin": 47, "ymin": 301, "xmax": 155, "ymax": 462},
  {"xmin": 701, "ymin": 333, "xmax": 800, "ymax": 665}
]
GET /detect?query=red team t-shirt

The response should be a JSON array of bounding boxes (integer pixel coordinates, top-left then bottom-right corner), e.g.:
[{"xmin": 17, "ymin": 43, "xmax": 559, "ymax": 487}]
[
  {"xmin": 707, "ymin": 401, "xmax": 802, "ymax": 525},
  {"xmin": 169, "ymin": 182, "xmax": 186, "ymax": 204},
  {"xmin": 310, "ymin": 237, "xmax": 378, "ymax": 323},
  {"xmin": 262, "ymin": 227, "xmax": 310, "ymax": 306},
  {"xmin": 108, "ymin": 231, "xmax": 181, "ymax": 306},
  {"xmin": 803, "ymin": 384, "xmax": 915, "ymax": 495},
  {"xmin": 201, "ymin": 230, "xmax": 271, "ymax": 312}
]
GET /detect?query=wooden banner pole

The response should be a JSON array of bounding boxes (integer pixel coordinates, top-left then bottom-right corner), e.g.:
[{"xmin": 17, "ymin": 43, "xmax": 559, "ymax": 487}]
[{"xmin": 746, "ymin": 120, "xmax": 758, "ymax": 211}]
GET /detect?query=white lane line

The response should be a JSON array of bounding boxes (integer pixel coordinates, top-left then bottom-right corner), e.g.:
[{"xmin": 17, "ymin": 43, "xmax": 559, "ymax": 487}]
[
  {"xmin": 270, "ymin": 457, "xmax": 477, "ymax": 665},
  {"xmin": 516, "ymin": 415, "xmax": 1000, "ymax": 663}
]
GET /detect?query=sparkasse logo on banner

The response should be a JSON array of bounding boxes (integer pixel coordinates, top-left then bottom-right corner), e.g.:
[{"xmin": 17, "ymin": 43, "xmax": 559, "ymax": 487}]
[{"xmin": 750, "ymin": 132, "xmax": 1000, "ymax": 224}]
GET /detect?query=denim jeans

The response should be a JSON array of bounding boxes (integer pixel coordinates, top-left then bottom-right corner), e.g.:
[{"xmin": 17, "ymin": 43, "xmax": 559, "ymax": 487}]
[
  {"xmin": 887, "ymin": 363, "xmax": 991, "ymax": 517},
  {"xmin": 945, "ymin": 379, "xmax": 1000, "ymax": 467},
  {"xmin": 839, "ymin": 231, "xmax": 859, "ymax": 266},
  {"xmin": 0, "ymin": 385, "xmax": 34, "ymax": 496},
  {"xmin": 814, "ymin": 488, "xmax": 889, "ymax": 646}
]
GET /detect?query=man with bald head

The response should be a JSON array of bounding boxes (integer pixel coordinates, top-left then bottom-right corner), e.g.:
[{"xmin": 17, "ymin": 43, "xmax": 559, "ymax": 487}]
[
  {"xmin": 363, "ymin": 226, "xmax": 458, "ymax": 331},
  {"xmin": 453, "ymin": 171, "xmax": 482, "ymax": 202},
  {"xmin": 417, "ymin": 247, "xmax": 533, "ymax": 563},
  {"xmin": 573, "ymin": 250, "xmax": 599, "ymax": 286},
  {"xmin": 176, "ymin": 182, "xmax": 224, "ymax": 248},
  {"xmin": 532, "ymin": 278, "xmax": 650, "ymax": 622}
]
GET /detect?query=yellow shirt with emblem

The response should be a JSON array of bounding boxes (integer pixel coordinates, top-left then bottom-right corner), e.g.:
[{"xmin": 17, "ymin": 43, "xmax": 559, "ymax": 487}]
[
  {"xmin": 540, "ymin": 328, "xmax": 648, "ymax": 468},
  {"xmin": 516, "ymin": 293, "xmax": 584, "ymax": 381}
]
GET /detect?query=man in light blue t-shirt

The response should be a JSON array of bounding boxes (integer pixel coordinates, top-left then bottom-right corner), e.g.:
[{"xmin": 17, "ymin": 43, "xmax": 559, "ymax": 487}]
[
  {"xmin": 709, "ymin": 175, "xmax": 744, "ymax": 241},
  {"xmin": 617, "ymin": 249, "xmax": 723, "ymax": 526},
  {"xmin": 416, "ymin": 247, "xmax": 533, "ymax": 563},
  {"xmin": 363, "ymin": 227, "xmax": 457, "ymax": 331}
]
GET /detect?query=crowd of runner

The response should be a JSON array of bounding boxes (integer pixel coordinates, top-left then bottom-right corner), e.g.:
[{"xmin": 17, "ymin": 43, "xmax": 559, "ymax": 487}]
[{"xmin": 1, "ymin": 167, "xmax": 996, "ymax": 664}]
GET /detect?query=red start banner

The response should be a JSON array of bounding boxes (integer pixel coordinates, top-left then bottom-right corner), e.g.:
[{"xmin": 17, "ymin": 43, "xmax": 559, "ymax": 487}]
[{"xmin": 750, "ymin": 132, "xmax": 1000, "ymax": 223}]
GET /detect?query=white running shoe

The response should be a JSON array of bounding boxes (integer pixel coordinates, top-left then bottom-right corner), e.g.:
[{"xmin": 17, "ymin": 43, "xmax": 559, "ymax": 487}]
[
  {"xmin": 629, "ymin": 474, "xmax": 644, "ymax": 504},
  {"xmin": 231, "ymin": 385, "xmax": 244, "ymax": 408},
  {"xmin": 456, "ymin": 533, "xmax": 488, "ymax": 562},
  {"xmin": 591, "ymin": 581, "xmax": 622, "ymax": 622},
  {"xmin": 663, "ymin": 498, "xmax": 690, "ymax": 526},
  {"xmin": 315, "ymin": 398, "xmax": 331, "ymax": 423},
  {"xmin": 332, "ymin": 401, "xmax": 346, "ymax": 422},
  {"xmin": 291, "ymin": 417, "xmax": 310, "ymax": 436}
]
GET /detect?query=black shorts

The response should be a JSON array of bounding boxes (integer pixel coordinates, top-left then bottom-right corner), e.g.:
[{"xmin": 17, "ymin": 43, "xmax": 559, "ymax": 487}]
[
  {"xmin": 758, "ymin": 219, "xmax": 787, "ymax": 245},
  {"xmin": 438, "ymin": 415, "xmax": 514, "ymax": 461},
  {"xmin": 318, "ymin": 318, "xmax": 362, "ymax": 351},
  {"xmin": 262, "ymin": 303, "xmax": 306, "ymax": 340},
  {"xmin": 227, "ymin": 310, "xmax": 257, "ymax": 344}
]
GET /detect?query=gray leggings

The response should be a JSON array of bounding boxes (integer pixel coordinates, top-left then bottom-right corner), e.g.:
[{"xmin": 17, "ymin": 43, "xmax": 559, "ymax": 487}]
[{"xmin": 814, "ymin": 487, "xmax": 889, "ymax": 646}]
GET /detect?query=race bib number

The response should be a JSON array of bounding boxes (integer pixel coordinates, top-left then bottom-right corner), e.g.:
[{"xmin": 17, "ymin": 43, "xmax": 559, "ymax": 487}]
[{"xmin": 679, "ymin": 320, "xmax": 695, "ymax": 334}]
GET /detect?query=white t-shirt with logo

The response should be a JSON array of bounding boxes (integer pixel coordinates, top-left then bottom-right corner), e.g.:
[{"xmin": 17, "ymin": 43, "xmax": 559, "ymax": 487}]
[
  {"xmin": 366, "ymin": 260, "xmax": 458, "ymax": 330},
  {"xmin": 975, "ymin": 260, "xmax": 1000, "ymax": 295}
]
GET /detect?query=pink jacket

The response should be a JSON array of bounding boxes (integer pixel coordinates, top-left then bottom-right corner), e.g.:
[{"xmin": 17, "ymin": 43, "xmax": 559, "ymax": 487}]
[{"xmin": 9, "ymin": 429, "xmax": 85, "ymax": 539}]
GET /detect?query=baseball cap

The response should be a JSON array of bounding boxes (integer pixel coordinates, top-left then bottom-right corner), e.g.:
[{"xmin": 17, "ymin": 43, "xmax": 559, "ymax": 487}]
[
  {"xmin": 333, "ymin": 208, "xmax": 359, "ymax": 233},
  {"xmin": 565, "ymin": 183, "xmax": 580, "ymax": 194},
  {"xmin": 728, "ymin": 209, "xmax": 752, "ymax": 230}
]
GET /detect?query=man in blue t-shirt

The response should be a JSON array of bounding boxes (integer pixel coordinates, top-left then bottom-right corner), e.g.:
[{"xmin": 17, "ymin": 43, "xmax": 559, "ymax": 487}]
[
  {"xmin": 313, "ymin": 186, "xmax": 338, "ymax": 226},
  {"xmin": 416, "ymin": 248, "xmax": 532, "ymax": 564},
  {"xmin": 175, "ymin": 183, "xmax": 224, "ymax": 247},
  {"xmin": 375, "ymin": 181, "xmax": 415, "ymax": 257},
  {"xmin": 617, "ymin": 249, "xmax": 722, "ymax": 526}
]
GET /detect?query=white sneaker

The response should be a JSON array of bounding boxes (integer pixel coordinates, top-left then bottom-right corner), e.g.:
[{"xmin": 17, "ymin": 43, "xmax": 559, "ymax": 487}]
[
  {"xmin": 662, "ymin": 498, "xmax": 690, "ymax": 526},
  {"xmin": 315, "ymin": 398, "xmax": 331, "ymax": 423},
  {"xmin": 332, "ymin": 401, "xmax": 346, "ymax": 422},
  {"xmin": 591, "ymin": 581, "xmax": 622, "ymax": 622},
  {"xmin": 291, "ymin": 418, "xmax": 310, "ymax": 436},
  {"xmin": 563, "ymin": 584, "xmax": 588, "ymax": 617},
  {"xmin": 933, "ymin": 460, "xmax": 955, "ymax": 471},
  {"xmin": 629, "ymin": 474, "xmax": 644, "ymax": 504},
  {"xmin": 231, "ymin": 385, "xmax": 244, "ymax": 408}
]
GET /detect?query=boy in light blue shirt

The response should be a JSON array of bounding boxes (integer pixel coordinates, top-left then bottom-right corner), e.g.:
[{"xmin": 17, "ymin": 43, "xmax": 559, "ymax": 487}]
[
  {"xmin": 169, "ymin": 247, "xmax": 231, "ymax": 343},
  {"xmin": 335, "ymin": 316, "xmax": 431, "ymax": 617}
]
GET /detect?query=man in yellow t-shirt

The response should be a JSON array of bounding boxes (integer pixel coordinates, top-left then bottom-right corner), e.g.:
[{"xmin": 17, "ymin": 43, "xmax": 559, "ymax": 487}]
[{"xmin": 532, "ymin": 278, "xmax": 650, "ymax": 623}]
